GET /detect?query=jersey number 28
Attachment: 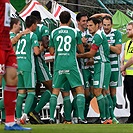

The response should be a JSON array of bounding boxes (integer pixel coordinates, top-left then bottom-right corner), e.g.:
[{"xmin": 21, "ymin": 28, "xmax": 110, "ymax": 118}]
[{"xmin": 57, "ymin": 35, "xmax": 72, "ymax": 52}]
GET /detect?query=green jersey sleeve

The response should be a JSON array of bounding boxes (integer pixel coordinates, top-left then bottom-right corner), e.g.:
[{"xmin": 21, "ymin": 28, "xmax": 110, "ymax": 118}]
[
  {"xmin": 93, "ymin": 34, "xmax": 102, "ymax": 47},
  {"xmin": 115, "ymin": 30, "xmax": 122, "ymax": 45},
  {"xmin": 49, "ymin": 32, "xmax": 54, "ymax": 48},
  {"xmin": 41, "ymin": 25, "xmax": 49, "ymax": 37},
  {"xmin": 31, "ymin": 33, "xmax": 40, "ymax": 48},
  {"xmin": 10, "ymin": 32, "xmax": 16, "ymax": 39},
  {"xmin": 76, "ymin": 31, "xmax": 82, "ymax": 45}
]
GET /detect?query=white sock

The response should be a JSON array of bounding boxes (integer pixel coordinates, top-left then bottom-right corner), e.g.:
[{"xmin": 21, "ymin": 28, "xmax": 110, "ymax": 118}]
[{"xmin": 5, "ymin": 122, "xmax": 16, "ymax": 126}]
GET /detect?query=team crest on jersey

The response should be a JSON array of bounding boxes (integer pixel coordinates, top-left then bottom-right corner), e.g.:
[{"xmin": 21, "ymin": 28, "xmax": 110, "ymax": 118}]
[
  {"xmin": 110, "ymin": 36, "xmax": 113, "ymax": 40},
  {"xmin": 0, "ymin": 64, "xmax": 5, "ymax": 74},
  {"xmin": 34, "ymin": 40, "xmax": 38, "ymax": 44},
  {"xmin": 45, "ymin": 30, "xmax": 49, "ymax": 34}
]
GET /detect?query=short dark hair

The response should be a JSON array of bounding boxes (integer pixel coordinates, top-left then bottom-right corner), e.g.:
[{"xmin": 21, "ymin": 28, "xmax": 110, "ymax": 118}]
[
  {"xmin": 59, "ymin": 11, "xmax": 71, "ymax": 24},
  {"xmin": 76, "ymin": 12, "xmax": 88, "ymax": 21},
  {"xmin": 25, "ymin": 15, "xmax": 37, "ymax": 28},
  {"xmin": 102, "ymin": 15, "xmax": 113, "ymax": 24},
  {"xmin": 127, "ymin": 21, "xmax": 133, "ymax": 27},
  {"xmin": 31, "ymin": 10, "xmax": 41, "ymax": 21},
  {"xmin": 10, "ymin": 18, "xmax": 20, "ymax": 29},
  {"xmin": 88, "ymin": 17, "xmax": 100, "ymax": 25}
]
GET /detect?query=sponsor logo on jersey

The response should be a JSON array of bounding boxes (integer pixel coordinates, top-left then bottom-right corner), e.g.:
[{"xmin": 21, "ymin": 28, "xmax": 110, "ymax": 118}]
[
  {"xmin": 93, "ymin": 81, "xmax": 99, "ymax": 85},
  {"xmin": 110, "ymin": 81, "xmax": 117, "ymax": 86},
  {"xmin": 58, "ymin": 70, "xmax": 70, "ymax": 75}
]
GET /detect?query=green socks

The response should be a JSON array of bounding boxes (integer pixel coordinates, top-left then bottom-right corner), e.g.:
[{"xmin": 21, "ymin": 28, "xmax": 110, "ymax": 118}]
[
  {"xmin": 63, "ymin": 96, "xmax": 72, "ymax": 121},
  {"xmin": 16, "ymin": 94, "xmax": 26, "ymax": 118},
  {"xmin": 97, "ymin": 94, "xmax": 105, "ymax": 119},
  {"xmin": 107, "ymin": 94, "xmax": 115, "ymax": 119},
  {"xmin": 50, "ymin": 94, "xmax": 57, "ymax": 120},
  {"xmin": 84, "ymin": 93, "xmax": 94, "ymax": 118},
  {"xmin": 104, "ymin": 95, "xmax": 110, "ymax": 119},
  {"xmin": 76, "ymin": 94, "xmax": 85, "ymax": 120},
  {"xmin": 35, "ymin": 90, "xmax": 51, "ymax": 113},
  {"xmin": 72, "ymin": 96, "xmax": 78, "ymax": 117},
  {"xmin": 30, "ymin": 95, "xmax": 38, "ymax": 112},
  {"xmin": 0, "ymin": 99, "xmax": 5, "ymax": 120},
  {"xmin": 24, "ymin": 92, "xmax": 35, "ymax": 114},
  {"xmin": 111, "ymin": 95, "xmax": 116, "ymax": 110}
]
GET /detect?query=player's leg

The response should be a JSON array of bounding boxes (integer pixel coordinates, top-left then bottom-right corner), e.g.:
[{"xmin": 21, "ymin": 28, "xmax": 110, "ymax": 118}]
[
  {"xmin": 71, "ymin": 89, "xmax": 78, "ymax": 123},
  {"xmin": 109, "ymin": 71, "xmax": 120, "ymax": 124},
  {"xmin": 93, "ymin": 63, "xmax": 111, "ymax": 124},
  {"xmin": 67, "ymin": 68, "xmax": 86, "ymax": 123},
  {"xmin": 20, "ymin": 71, "xmax": 36, "ymax": 124},
  {"xmin": 34, "ymin": 80, "xmax": 52, "ymax": 114},
  {"xmin": 33, "ymin": 59, "xmax": 52, "ymax": 113},
  {"xmin": 82, "ymin": 69, "xmax": 94, "ymax": 119},
  {"xmin": 61, "ymin": 81, "xmax": 72, "ymax": 124},
  {"xmin": 49, "ymin": 71, "xmax": 64, "ymax": 123},
  {"xmin": 49, "ymin": 88, "xmax": 60, "ymax": 123},
  {"xmin": 15, "ymin": 71, "xmax": 26, "ymax": 123}
]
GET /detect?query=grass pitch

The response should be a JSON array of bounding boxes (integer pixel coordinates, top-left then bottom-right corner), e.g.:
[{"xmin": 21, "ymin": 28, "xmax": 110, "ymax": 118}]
[{"xmin": 0, "ymin": 124, "xmax": 133, "ymax": 133}]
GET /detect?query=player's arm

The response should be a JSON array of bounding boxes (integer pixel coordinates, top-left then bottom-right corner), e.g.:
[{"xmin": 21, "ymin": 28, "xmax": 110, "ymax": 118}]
[
  {"xmin": 90, "ymin": 13, "xmax": 112, "ymax": 18},
  {"xmin": 77, "ymin": 44, "xmax": 84, "ymax": 53},
  {"xmin": 49, "ymin": 47, "xmax": 55, "ymax": 56},
  {"xmin": 110, "ymin": 44, "xmax": 122, "ymax": 55},
  {"xmin": 32, "ymin": 33, "xmax": 44, "ymax": 55},
  {"xmin": 121, "ymin": 52, "xmax": 125, "ymax": 66},
  {"xmin": 110, "ymin": 30, "xmax": 122, "ymax": 55},
  {"xmin": 11, "ymin": 29, "xmax": 30, "ymax": 45},
  {"xmin": 34, "ymin": 45, "xmax": 45, "ymax": 55},
  {"xmin": 49, "ymin": 31, "xmax": 55, "ymax": 55},
  {"xmin": 77, "ymin": 44, "xmax": 98, "ymax": 58},
  {"xmin": 11, "ymin": 32, "xmax": 24, "ymax": 45},
  {"xmin": 42, "ymin": 35, "xmax": 49, "ymax": 49}
]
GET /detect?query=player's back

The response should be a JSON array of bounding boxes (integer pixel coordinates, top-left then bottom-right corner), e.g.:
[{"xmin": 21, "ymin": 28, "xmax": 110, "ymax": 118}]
[
  {"xmin": 34, "ymin": 24, "xmax": 49, "ymax": 41},
  {"xmin": 15, "ymin": 32, "xmax": 39, "ymax": 72},
  {"xmin": 50, "ymin": 26, "xmax": 82, "ymax": 71}
]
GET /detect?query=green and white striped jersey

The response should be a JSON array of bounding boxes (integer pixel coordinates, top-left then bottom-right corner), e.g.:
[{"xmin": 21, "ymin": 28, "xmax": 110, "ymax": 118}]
[
  {"xmin": 103, "ymin": 29, "xmax": 122, "ymax": 71},
  {"xmin": 76, "ymin": 28, "xmax": 93, "ymax": 69}
]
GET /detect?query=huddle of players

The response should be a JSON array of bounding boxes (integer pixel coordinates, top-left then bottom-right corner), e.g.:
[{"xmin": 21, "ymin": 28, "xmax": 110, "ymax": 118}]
[{"xmin": 9, "ymin": 11, "xmax": 122, "ymax": 124}]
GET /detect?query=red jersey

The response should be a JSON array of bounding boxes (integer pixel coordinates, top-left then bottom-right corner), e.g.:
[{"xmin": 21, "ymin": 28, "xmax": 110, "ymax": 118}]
[{"xmin": 0, "ymin": 0, "xmax": 12, "ymax": 50}]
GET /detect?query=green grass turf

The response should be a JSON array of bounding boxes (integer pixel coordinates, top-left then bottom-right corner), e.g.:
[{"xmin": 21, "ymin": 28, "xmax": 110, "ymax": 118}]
[{"xmin": 0, "ymin": 124, "xmax": 133, "ymax": 133}]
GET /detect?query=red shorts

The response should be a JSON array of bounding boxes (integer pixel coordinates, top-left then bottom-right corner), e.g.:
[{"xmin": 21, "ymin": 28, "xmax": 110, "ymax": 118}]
[{"xmin": 0, "ymin": 48, "xmax": 18, "ymax": 75}]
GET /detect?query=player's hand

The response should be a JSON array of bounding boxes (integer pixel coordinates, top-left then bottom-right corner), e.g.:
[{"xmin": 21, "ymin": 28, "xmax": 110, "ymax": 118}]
[
  {"xmin": 86, "ymin": 58, "xmax": 94, "ymax": 66},
  {"xmin": 77, "ymin": 53, "xmax": 83, "ymax": 58},
  {"xmin": 22, "ymin": 29, "xmax": 31, "ymax": 35},
  {"xmin": 82, "ymin": 37, "xmax": 88, "ymax": 44}
]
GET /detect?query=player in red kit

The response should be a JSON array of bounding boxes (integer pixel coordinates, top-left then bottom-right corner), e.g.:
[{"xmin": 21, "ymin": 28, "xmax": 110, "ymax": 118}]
[{"xmin": 0, "ymin": 0, "xmax": 31, "ymax": 130}]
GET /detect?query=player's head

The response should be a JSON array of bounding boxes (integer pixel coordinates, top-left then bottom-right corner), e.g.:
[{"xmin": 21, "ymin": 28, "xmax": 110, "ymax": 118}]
[
  {"xmin": 76, "ymin": 12, "xmax": 88, "ymax": 30},
  {"xmin": 126, "ymin": 21, "xmax": 133, "ymax": 38},
  {"xmin": 10, "ymin": 18, "xmax": 21, "ymax": 33},
  {"xmin": 25, "ymin": 15, "xmax": 38, "ymax": 31},
  {"xmin": 87, "ymin": 17, "xmax": 100, "ymax": 35},
  {"xmin": 102, "ymin": 15, "xmax": 113, "ymax": 34},
  {"xmin": 31, "ymin": 10, "xmax": 41, "ymax": 22},
  {"xmin": 59, "ymin": 11, "xmax": 71, "ymax": 25}
]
